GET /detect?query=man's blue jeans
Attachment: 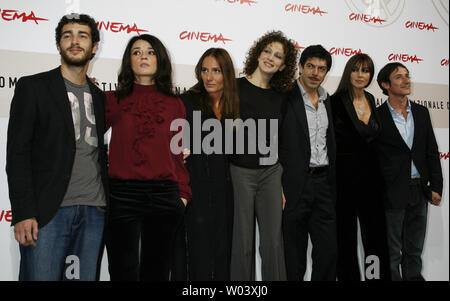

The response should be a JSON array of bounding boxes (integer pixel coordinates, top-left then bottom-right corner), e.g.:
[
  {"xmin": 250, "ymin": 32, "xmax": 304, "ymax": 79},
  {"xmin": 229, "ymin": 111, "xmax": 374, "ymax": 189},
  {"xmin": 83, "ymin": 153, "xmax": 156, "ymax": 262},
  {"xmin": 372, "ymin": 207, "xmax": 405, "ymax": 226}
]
[{"xmin": 19, "ymin": 205, "xmax": 105, "ymax": 281}]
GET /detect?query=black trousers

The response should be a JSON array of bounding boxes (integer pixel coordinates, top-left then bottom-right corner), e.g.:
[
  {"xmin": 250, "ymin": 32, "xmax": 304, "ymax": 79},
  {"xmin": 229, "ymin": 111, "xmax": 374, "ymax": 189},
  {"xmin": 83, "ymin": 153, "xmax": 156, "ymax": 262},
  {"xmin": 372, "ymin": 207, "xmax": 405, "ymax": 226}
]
[
  {"xmin": 283, "ymin": 172, "xmax": 337, "ymax": 281},
  {"xmin": 106, "ymin": 179, "xmax": 185, "ymax": 281},
  {"xmin": 385, "ymin": 183, "xmax": 428, "ymax": 281},
  {"xmin": 336, "ymin": 184, "xmax": 391, "ymax": 281}
]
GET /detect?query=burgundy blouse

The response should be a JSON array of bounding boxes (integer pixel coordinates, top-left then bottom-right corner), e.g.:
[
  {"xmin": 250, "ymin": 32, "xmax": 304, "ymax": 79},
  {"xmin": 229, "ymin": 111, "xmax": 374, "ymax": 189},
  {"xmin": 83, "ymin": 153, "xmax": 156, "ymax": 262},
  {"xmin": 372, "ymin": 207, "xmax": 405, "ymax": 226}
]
[{"xmin": 106, "ymin": 83, "xmax": 191, "ymax": 201}]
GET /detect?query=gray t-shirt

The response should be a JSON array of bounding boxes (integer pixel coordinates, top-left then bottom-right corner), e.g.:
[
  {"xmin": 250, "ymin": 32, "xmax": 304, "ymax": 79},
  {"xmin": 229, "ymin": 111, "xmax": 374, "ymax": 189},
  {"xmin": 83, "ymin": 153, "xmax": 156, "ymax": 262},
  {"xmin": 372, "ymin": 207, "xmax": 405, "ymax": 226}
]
[{"xmin": 61, "ymin": 78, "xmax": 106, "ymax": 207}]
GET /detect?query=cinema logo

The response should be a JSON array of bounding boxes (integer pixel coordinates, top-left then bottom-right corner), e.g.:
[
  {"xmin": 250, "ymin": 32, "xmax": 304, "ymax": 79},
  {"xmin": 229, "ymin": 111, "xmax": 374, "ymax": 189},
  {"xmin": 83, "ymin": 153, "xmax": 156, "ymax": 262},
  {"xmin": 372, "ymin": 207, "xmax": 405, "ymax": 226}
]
[
  {"xmin": 330, "ymin": 47, "xmax": 365, "ymax": 57},
  {"xmin": 349, "ymin": 13, "xmax": 386, "ymax": 24},
  {"xmin": 217, "ymin": 0, "xmax": 257, "ymax": 5},
  {"xmin": 441, "ymin": 59, "xmax": 449, "ymax": 66},
  {"xmin": 179, "ymin": 31, "xmax": 232, "ymax": 44},
  {"xmin": 97, "ymin": 20, "xmax": 148, "ymax": 35},
  {"xmin": 285, "ymin": 4, "xmax": 327, "ymax": 16},
  {"xmin": 0, "ymin": 9, "xmax": 48, "ymax": 24},
  {"xmin": 345, "ymin": 0, "xmax": 405, "ymax": 27},
  {"xmin": 388, "ymin": 53, "xmax": 423, "ymax": 64},
  {"xmin": 440, "ymin": 152, "xmax": 449, "ymax": 160},
  {"xmin": 0, "ymin": 210, "xmax": 12, "ymax": 223},
  {"xmin": 405, "ymin": 21, "xmax": 438, "ymax": 31}
]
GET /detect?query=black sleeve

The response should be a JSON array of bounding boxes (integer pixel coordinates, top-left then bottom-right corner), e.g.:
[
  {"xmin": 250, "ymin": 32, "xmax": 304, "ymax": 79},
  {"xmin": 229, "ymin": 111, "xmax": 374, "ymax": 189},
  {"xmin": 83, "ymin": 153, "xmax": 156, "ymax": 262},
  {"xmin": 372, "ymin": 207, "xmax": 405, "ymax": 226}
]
[
  {"xmin": 5, "ymin": 77, "xmax": 39, "ymax": 225},
  {"xmin": 424, "ymin": 108, "xmax": 443, "ymax": 196}
]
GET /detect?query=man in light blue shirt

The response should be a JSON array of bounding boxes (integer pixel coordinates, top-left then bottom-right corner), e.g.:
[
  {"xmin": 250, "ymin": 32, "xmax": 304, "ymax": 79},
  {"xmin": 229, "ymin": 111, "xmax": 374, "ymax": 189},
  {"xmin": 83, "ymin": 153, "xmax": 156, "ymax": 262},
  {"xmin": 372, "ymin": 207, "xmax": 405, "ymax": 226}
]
[{"xmin": 376, "ymin": 62, "xmax": 443, "ymax": 281}]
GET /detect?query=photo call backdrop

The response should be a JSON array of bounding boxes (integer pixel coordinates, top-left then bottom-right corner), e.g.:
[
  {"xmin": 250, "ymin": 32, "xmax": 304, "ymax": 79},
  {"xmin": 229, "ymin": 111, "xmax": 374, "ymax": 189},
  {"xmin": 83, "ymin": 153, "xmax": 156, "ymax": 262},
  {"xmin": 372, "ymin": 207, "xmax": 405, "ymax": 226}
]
[{"xmin": 0, "ymin": 0, "xmax": 448, "ymax": 281}]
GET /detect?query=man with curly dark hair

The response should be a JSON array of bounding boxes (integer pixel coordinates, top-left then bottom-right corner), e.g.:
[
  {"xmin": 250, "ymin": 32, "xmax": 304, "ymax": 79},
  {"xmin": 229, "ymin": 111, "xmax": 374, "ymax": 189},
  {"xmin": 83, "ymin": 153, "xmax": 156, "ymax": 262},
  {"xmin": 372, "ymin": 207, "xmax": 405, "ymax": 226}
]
[
  {"xmin": 229, "ymin": 30, "xmax": 298, "ymax": 281},
  {"xmin": 279, "ymin": 45, "xmax": 338, "ymax": 281},
  {"xmin": 6, "ymin": 13, "xmax": 107, "ymax": 281}
]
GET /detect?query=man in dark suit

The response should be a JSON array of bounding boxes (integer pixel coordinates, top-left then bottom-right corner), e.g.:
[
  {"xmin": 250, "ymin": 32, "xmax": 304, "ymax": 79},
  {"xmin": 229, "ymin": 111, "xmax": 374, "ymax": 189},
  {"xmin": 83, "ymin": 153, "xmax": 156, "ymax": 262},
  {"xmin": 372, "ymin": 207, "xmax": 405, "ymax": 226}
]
[
  {"xmin": 376, "ymin": 62, "xmax": 443, "ymax": 281},
  {"xmin": 6, "ymin": 14, "xmax": 108, "ymax": 281},
  {"xmin": 279, "ymin": 45, "xmax": 337, "ymax": 281}
]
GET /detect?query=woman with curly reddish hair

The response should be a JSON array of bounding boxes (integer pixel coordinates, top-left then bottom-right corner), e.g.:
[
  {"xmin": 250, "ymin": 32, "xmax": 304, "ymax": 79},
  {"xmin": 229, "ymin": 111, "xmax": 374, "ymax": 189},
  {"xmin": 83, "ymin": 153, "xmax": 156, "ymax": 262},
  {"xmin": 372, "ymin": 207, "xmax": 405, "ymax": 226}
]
[{"xmin": 229, "ymin": 30, "xmax": 298, "ymax": 280}]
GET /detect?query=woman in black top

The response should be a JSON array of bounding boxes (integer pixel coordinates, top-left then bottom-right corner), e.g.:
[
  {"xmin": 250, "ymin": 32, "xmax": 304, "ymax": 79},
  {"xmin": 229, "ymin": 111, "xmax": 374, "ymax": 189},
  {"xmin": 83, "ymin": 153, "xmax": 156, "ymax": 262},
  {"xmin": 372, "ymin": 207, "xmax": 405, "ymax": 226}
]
[
  {"xmin": 229, "ymin": 31, "xmax": 298, "ymax": 280},
  {"xmin": 176, "ymin": 48, "xmax": 239, "ymax": 280},
  {"xmin": 331, "ymin": 53, "xmax": 390, "ymax": 281}
]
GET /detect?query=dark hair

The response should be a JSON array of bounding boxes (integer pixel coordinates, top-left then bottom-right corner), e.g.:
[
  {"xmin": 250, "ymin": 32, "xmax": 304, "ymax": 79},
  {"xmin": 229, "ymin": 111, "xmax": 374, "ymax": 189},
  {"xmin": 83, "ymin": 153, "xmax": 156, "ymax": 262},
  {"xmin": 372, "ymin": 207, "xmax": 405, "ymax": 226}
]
[
  {"xmin": 243, "ymin": 30, "xmax": 298, "ymax": 93},
  {"xmin": 377, "ymin": 62, "xmax": 409, "ymax": 96},
  {"xmin": 55, "ymin": 13, "xmax": 100, "ymax": 54},
  {"xmin": 299, "ymin": 44, "xmax": 332, "ymax": 72},
  {"xmin": 116, "ymin": 34, "xmax": 175, "ymax": 100},
  {"xmin": 188, "ymin": 48, "xmax": 239, "ymax": 119},
  {"xmin": 334, "ymin": 53, "xmax": 375, "ymax": 97}
]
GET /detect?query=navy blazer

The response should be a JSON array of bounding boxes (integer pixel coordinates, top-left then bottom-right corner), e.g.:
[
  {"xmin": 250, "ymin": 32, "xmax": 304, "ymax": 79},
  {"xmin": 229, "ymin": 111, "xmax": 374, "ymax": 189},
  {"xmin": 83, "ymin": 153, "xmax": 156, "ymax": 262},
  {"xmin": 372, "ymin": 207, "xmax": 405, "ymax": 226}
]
[
  {"xmin": 279, "ymin": 84, "xmax": 336, "ymax": 211},
  {"xmin": 6, "ymin": 67, "xmax": 109, "ymax": 227},
  {"xmin": 376, "ymin": 101, "xmax": 442, "ymax": 209}
]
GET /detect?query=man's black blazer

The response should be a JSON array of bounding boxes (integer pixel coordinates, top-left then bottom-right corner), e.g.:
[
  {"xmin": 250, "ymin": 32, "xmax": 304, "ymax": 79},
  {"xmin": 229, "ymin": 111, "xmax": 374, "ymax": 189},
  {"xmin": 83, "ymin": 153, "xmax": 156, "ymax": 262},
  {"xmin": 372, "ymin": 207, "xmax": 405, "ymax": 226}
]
[
  {"xmin": 279, "ymin": 84, "xmax": 336, "ymax": 211},
  {"xmin": 6, "ymin": 67, "xmax": 109, "ymax": 228},
  {"xmin": 376, "ymin": 101, "xmax": 443, "ymax": 209}
]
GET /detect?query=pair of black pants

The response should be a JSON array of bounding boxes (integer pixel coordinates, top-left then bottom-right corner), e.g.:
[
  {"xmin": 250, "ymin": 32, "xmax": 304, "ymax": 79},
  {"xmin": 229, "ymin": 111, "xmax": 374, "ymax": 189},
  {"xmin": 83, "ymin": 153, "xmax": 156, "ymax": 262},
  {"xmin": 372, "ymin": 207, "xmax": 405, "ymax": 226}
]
[
  {"xmin": 385, "ymin": 184, "xmax": 428, "ymax": 281},
  {"xmin": 336, "ymin": 187, "xmax": 391, "ymax": 281},
  {"xmin": 106, "ymin": 179, "xmax": 185, "ymax": 281},
  {"xmin": 283, "ymin": 172, "xmax": 337, "ymax": 281}
]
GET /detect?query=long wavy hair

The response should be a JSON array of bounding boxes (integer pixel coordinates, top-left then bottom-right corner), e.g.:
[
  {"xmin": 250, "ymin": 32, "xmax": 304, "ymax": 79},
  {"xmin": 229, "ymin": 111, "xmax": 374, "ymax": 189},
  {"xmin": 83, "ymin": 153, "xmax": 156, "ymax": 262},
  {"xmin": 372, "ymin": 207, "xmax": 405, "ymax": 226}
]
[
  {"xmin": 115, "ymin": 34, "xmax": 175, "ymax": 101},
  {"xmin": 334, "ymin": 53, "xmax": 375, "ymax": 98},
  {"xmin": 243, "ymin": 30, "xmax": 298, "ymax": 93},
  {"xmin": 188, "ymin": 48, "xmax": 239, "ymax": 119}
]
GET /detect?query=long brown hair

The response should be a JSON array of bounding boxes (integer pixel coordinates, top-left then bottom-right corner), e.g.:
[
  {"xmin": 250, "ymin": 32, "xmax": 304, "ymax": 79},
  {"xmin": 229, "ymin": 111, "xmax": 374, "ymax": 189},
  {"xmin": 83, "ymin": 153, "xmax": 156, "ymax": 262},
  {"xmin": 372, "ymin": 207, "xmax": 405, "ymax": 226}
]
[
  {"xmin": 188, "ymin": 48, "xmax": 239, "ymax": 119},
  {"xmin": 334, "ymin": 53, "xmax": 375, "ymax": 98}
]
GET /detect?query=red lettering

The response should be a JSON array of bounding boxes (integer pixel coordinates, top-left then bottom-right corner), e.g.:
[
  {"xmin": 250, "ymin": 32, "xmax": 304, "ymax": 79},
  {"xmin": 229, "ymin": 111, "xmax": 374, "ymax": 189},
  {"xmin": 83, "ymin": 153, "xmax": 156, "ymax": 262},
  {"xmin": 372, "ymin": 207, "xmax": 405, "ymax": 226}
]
[
  {"xmin": 410, "ymin": 55, "xmax": 423, "ymax": 63},
  {"xmin": 330, "ymin": 47, "xmax": 362, "ymax": 56},
  {"xmin": 239, "ymin": 0, "xmax": 257, "ymax": 4},
  {"xmin": 440, "ymin": 152, "xmax": 449, "ymax": 160},
  {"xmin": 200, "ymin": 32, "xmax": 209, "ymax": 42},
  {"xmin": 285, "ymin": 4, "xmax": 326, "ymax": 15},
  {"xmin": 389, "ymin": 53, "xmax": 423, "ymax": 63},
  {"xmin": 179, "ymin": 31, "xmax": 231, "ymax": 44},
  {"xmin": 179, "ymin": 30, "xmax": 189, "ymax": 40},
  {"xmin": 294, "ymin": 42, "xmax": 305, "ymax": 50},
  {"xmin": 0, "ymin": 210, "xmax": 12, "ymax": 223},
  {"xmin": 96, "ymin": 21, "xmax": 147, "ymax": 35},
  {"xmin": 5, "ymin": 211, "xmax": 12, "ymax": 222},
  {"xmin": 1, "ymin": 9, "xmax": 15, "ymax": 20},
  {"xmin": 405, "ymin": 21, "xmax": 439, "ymax": 31},
  {"xmin": 224, "ymin": 0, "xmax": 257, "ymax": 4},
  {"xmin": 0, "ymin": 9, "xmax": 48, "ymax": 23},
  {"xmin": 441, "ymin": 59, "xmax": 449, "ymax": 66},
  {"xmin": 97, "ymin": 21, "xmax": 108, "ymax": 31},
  {"xmin": 110, "ymin": 22, "xmax": 121, "ymax": 33},
  {"xmin": 349, "ymin": 13, "xmax": 385, "ymax": 24}
]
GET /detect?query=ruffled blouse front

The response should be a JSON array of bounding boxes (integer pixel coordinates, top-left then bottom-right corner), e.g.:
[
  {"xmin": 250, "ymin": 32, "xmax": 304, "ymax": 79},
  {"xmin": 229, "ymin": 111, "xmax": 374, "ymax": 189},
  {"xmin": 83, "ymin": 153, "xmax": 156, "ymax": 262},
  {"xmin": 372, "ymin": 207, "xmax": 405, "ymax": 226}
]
[{"xmin": 106, "ymin": 84, "xmax": 191, "ymax": 200}]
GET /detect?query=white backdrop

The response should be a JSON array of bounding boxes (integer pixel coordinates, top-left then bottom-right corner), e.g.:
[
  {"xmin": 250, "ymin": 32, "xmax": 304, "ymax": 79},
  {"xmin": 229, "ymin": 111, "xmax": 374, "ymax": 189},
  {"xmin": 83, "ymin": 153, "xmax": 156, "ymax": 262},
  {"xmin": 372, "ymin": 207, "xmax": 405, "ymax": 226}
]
[{"xmin": 0, "ymin": 0, "xmax": 448, "ymax": 281}]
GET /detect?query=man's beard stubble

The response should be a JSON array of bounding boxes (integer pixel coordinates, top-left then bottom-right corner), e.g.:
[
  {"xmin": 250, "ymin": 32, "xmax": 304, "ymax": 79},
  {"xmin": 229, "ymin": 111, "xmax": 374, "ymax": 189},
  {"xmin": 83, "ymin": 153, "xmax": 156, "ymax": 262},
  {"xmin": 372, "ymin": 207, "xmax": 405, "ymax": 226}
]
[{"xmin": 60, "ymin": 47, "xmax": 93, "ymax": 67}]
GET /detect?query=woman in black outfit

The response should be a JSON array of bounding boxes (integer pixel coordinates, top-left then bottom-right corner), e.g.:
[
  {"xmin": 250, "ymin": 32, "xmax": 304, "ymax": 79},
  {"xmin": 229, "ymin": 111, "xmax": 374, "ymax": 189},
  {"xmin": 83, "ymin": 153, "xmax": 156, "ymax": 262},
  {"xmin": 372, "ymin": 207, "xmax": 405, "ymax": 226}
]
[
  {"xmin": 177, "ymin": 48, "xmax": 239, "ymax": 280},
  {"xmin": 229, "ymin": 31, "xmax": 298, "ymax": 281},
  {"xmin": 331, "ymin": 53, "xmax": 390, "ymax": 281}
]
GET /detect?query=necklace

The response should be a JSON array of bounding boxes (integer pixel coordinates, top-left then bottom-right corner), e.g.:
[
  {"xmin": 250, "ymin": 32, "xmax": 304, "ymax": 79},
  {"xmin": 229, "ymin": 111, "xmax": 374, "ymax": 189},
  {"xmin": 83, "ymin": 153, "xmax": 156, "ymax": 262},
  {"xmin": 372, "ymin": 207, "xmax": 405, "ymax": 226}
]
[{"xmin": 357, "ymin": 107, "xmax": 364, "ymax": 115}]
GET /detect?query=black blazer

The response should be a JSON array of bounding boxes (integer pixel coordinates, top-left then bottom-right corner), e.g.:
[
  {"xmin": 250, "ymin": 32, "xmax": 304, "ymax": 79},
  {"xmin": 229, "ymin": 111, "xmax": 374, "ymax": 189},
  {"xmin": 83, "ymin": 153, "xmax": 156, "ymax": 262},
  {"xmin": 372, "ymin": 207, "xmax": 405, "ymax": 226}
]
[
  {"xmin": 376, "ymin": 101, "xmax": 443, "ymax": 209},
  {"xmin": 330, "ymin": 91, "xmax": 383, "ymax": 194},
  {"xmin": 6, "ymin": 67, "xmax": 109, "ymax": 227},
  {"xmin": 279, "ymin": 84, "xmax": 336, "ymax": 211}
]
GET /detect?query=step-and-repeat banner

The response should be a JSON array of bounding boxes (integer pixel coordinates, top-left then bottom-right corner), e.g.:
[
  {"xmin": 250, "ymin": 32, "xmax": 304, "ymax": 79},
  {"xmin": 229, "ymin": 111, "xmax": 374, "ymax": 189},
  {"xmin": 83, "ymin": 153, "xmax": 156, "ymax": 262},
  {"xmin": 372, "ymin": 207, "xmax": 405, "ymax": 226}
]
[{"xmin": 0, "ymin": 0, "xmax": 448, "ymax": 280}]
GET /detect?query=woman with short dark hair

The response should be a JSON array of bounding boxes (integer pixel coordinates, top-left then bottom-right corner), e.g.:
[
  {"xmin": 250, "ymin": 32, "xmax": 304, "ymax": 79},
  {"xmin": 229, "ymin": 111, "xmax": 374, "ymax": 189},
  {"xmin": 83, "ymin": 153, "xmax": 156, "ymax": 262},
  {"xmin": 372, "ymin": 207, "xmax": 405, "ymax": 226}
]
[
  {"xmin": 105, "ymin": 34, "xmax": 191, "ymax": 280},
  {"xmin": 331, "ymin": 53, "xmax": 390, "ymax": 281}
]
